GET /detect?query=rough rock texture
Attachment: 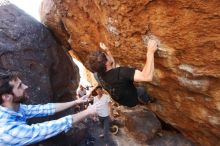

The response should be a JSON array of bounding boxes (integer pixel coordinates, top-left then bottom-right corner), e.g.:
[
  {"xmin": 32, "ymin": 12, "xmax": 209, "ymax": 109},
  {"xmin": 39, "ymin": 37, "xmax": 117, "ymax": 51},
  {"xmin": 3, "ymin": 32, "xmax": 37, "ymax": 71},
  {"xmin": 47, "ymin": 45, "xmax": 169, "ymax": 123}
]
[
  {"xmin": 0, "ymin": 3, "xmax": 81, "ymax": 146},
  {"xmin": 40, "ymin": 0, "xmax": 220, "ymax": 146},
  {"xmin": 116, "ymin": 106, "xmax": 162, "ymax": 143},
  {"xmin": 77, "ymin": 105, "xmax": 194, "ymax": 146},
  {"xmin": 108, "ymin": 105, "xmax": 194, "ymax": 146},
  {"xmin": 148, "ymin": 133, "xmax": 195, "ymax": 146}
]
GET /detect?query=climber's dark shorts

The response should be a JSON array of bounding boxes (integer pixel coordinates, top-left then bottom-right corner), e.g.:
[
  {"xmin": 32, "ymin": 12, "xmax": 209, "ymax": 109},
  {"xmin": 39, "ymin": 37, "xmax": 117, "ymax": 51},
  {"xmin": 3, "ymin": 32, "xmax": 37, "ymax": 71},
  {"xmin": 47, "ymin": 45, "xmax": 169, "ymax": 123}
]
[{"xmin": 136, "ymin": 86, "xmax": 151, "ymax": 104}]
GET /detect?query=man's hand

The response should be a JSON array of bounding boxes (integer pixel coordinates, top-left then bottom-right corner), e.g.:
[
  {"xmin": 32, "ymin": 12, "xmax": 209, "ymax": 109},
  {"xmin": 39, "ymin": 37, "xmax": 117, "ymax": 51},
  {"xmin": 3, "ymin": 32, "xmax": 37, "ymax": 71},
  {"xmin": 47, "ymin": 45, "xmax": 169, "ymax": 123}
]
[
  {"xmin": 74, "ymin": 95, "xmax": 89, "ymax": 104},
  {"xmin": 92, "ymin": 115, "xmax": 99, "ymax": 122},
  {"xmin": 71, "ymin": 102, "xmax": 102, "ymax": 124},
  {"xmin": 147, "ymin": 39, "xmax": 158, "ymax": 54},
  {"xmin": 100, "ymin": 42, "xmax": 109, "ymax": 51},
  {"xmin": 133, "ymin": 39, "xmax": 157, "ymax": 82},
  {"xmin": 87, "ymin": 102, "xmax": 102, "ymax": 115},
  {"xmin": 87, "ymin": 86, "xmax": 96, "ymax": 94},
  {"xmin": 83, "ymin": 86, "xmax": 96, "ymax": 100},
  {"xmin": 100, "ymin": 42, "xmax": 116, "ymax": 68}
]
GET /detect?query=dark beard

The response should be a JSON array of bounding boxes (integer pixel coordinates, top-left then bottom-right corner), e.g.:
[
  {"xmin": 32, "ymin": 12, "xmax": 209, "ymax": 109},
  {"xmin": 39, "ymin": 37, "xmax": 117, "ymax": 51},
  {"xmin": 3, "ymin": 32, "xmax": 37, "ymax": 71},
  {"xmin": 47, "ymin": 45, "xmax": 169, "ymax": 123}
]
[
  {"xmin": 13, "ymin": 96, "xmax": 28, "ymax": 104},
  {"xmin": 13, "ymin": 90, "xmax": 29, "ymax": 104}
]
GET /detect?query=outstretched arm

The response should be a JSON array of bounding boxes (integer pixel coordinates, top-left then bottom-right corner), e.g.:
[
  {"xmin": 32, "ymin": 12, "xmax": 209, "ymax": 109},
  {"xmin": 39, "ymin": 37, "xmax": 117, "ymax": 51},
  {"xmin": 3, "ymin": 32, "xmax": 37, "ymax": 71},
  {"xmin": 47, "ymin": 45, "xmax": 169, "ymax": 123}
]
[
  {"xmin": 72, "ymin": 102, "xmax": 100, "ymax": 123},
  {"xmin": 134, "ymin": 39, "xmax": 158, "ymax": 82},
  {"xmin": 22, "ymin": 97, "xmax": 88, "ymax": 119},
  {"xmin": 100, "ymin": 42, "xmax": 116, "ymax": 68},
  {"xmin": 2, "ymin": 103, "xmax": 100, "ymax": 146},
  {"xmin": 54, "ymin": 97, "xmax": 88, "ymax": 113},
  {"xmin": 55, "ymin": 86, "xmax": 98, "ymax": 113}
]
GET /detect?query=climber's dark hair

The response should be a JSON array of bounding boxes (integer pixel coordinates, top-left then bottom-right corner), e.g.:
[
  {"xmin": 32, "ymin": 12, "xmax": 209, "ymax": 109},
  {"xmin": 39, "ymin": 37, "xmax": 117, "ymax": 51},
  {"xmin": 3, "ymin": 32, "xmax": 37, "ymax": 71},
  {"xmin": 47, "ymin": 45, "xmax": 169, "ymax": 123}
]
[
  {"xmin": 86, "ymin": 51, "xmax": 107, "ymax": 74},
  {"xmin": 94, "ymin": 85, "xmax": 102, "ymax": 91}
]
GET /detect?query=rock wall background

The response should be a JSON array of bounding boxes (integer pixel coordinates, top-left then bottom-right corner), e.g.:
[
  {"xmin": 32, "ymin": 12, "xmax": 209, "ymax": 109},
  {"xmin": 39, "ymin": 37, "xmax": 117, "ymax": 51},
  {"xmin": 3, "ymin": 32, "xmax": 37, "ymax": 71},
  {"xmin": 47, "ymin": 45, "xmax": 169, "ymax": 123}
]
[
  {"xmin": 0, "ymin": 3, "xmax": 81, "ymax": 146},
  {"xmin": 40, "ymin": 0, "xmax": 220, "ymax": 146}
]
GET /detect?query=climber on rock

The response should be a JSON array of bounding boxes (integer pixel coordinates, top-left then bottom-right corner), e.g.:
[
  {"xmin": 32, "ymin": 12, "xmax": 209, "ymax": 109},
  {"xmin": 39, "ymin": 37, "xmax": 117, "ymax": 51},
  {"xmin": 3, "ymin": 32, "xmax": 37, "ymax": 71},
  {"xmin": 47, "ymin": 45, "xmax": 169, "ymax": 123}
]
[{"xmin": 86, "ymin": 39, "xmax": 158, "ymax": 107}]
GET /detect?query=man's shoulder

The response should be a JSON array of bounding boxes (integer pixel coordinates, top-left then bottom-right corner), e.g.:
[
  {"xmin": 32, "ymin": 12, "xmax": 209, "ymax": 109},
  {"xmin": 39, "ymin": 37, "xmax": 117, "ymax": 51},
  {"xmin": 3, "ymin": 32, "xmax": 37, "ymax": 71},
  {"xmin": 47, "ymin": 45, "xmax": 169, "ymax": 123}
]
[
  {"xmin": 102, "ymin": 94, "xmax": 110, "ymax": 96},
  {"xmin": 0, "ymin": 105, "xmax": 6, "ymax": 113},
  {"xmin": 106, "ymin": 67, "xmax": 119, "ymax": 72},
  {"xmin": 105, "ymin": 67, "xmax": 135, "ymax": 74},
  {"xmin": 105, "ymin": 67, "xmax": 122, "ymax": 75},
  {"xmin": 110, "ymin": 67, "xmax": 135, "ymax": 73},
  {"xmin": 102, "ymin": 94, "xmax": 110, "ymax": 99},
  {"xmin": 94, "ymin": 96, "xmax": 98, "ymax": 100}
]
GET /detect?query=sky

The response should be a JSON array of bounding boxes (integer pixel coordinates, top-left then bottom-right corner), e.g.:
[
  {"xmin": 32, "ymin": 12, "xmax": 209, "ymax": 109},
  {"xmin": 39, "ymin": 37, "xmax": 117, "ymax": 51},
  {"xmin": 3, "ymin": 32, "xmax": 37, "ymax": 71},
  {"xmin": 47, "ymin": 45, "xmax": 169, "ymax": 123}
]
[{"xmin": 9, "ymin": 0, "xmax": 42, "ymax": 21}]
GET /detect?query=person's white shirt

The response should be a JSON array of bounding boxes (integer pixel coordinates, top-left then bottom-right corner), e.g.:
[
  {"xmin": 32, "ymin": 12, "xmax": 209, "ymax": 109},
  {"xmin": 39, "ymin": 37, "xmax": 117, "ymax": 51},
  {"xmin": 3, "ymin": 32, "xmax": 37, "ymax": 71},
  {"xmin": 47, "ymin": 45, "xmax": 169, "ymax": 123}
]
[{"xmin": 93, "ymin": 94, "xmax": 111, "ymax": 117}]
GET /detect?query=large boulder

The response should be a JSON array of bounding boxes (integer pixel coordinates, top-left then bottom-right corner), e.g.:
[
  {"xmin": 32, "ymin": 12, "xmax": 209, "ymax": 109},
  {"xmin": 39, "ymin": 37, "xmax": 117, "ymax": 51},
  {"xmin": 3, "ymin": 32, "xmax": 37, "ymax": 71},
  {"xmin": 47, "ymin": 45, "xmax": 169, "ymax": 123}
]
[
  {"xmin": 0, "ymin": 2, "xmax": 81, "ymax": 146},
  {"xmin": 148, "ymin": 133, "xmax": 195, "ymax": 146},
  {"xmin": 109, "ymin": 105, "xmax": 194, "ymax": 146},
  {"xmin": 40, "ymin": 0, "xmax": 220, "ymax": 146},
  {"xmin": 116, "ymin": 106, "xmax": 162, "ymax": 143}
]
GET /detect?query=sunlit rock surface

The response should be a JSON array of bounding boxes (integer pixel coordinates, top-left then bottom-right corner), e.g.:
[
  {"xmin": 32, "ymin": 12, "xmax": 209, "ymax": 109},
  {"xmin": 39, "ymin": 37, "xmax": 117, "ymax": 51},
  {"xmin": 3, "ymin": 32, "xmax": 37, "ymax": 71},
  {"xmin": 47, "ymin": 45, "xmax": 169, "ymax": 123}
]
[
  {"xmin": 41, "ymin": 0, "xmax": 220, "ymax": 145},
  {"xmin": 0, "ymin": 3, "xmax": 81, "ymax": 146}
]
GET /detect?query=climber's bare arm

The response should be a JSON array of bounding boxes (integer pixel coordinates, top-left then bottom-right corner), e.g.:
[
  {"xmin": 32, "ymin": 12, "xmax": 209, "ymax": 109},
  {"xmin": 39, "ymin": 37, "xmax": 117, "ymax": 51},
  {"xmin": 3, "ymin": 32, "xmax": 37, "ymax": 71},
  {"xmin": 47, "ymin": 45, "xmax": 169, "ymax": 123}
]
[
  {"xmin": 100, "ymin": 42, "xmax": 116, "ymax": 68},
  {"xmin": 134, "ymin": 40, "xmax": 158, "ymax": 82}
]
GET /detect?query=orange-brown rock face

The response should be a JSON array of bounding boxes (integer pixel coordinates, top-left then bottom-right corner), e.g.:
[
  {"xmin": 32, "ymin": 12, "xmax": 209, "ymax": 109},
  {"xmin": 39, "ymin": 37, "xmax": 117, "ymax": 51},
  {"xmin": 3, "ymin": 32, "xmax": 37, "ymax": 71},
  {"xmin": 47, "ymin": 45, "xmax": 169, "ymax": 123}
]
[{"xmin": 40, "ymin": 0, "xmax": 220, "ymax": 145}]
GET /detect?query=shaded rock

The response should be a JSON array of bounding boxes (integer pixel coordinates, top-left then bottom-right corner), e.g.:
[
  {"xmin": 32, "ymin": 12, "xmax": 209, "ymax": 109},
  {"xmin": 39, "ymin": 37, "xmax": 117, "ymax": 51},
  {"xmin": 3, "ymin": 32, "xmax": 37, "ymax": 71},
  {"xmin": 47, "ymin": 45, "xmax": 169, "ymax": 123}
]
[
  {"xmin": 45, "ymin": 122, "xmax": 88, "ymax": 146},
  {"xmin": 116, "ymin": 106, "xmax": 161, "ymax": 143},
  {"xmin": 111, "ymin": 106, "xmax": 194, "ymax": 146},
  {"xmin": 148, "ymin": 133, "xmax": 195, "ymax": 146},
  {"xmin": 40, "ymin": 0, "xmax": 220, "ymax": 145},
  {"xmin": 0, "ymin": 3, "xmax": 80, "ymax": 146}
]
